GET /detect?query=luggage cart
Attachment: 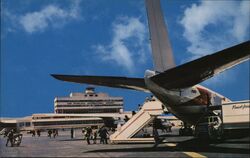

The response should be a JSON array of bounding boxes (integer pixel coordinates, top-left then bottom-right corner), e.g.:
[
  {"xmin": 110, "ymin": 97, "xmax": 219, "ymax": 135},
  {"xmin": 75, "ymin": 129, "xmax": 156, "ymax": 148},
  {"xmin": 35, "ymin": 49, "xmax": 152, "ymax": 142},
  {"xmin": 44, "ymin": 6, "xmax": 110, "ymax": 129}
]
[{"xmin": 12, "ymin": 133, "xmax": 23, "ymax": 146}]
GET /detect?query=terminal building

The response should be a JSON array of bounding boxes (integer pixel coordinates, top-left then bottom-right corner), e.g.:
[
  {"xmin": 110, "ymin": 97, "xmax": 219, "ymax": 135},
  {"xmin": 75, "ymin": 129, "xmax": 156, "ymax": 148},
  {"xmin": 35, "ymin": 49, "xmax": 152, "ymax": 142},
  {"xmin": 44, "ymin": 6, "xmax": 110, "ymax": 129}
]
[
  {"xmin": 54, "ymin": 87, "xmax": 123, "ymax": 114},
  {"xmin": 1, "ymin": 87, "xmax": 180, "ymax": 133},
  {"xmin": 1, "ymin": 87, "xmax": 131, "ymax": 131}
]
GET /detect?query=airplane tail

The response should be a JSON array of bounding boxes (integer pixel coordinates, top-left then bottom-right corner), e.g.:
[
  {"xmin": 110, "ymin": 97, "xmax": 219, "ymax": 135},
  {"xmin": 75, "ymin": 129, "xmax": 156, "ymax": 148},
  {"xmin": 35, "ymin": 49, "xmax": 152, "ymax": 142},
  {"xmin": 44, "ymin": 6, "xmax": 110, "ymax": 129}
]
[
  {"xmin": 151, "ymin": 41, "xmax": 250, "ymax": 89},
  {"xmin": 145, "ymin": 0, "xmax": 175, "ymax": 72},
  {"xmin": 52, "ymin": 41, "xmax": 249, "ymax": 91},
  {"xmin": 51, "ymin": 0, "xmax": 249, "ymax": 92}
]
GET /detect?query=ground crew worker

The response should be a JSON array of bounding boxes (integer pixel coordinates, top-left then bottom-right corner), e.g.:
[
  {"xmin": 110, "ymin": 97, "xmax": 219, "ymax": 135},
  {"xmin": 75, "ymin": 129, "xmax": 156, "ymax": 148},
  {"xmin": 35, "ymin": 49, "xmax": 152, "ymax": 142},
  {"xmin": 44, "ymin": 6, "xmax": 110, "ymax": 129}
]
[
  {"xmin": 6, "ymin": 129, "xmax": 14, "ymax": 147},
  {"xmin": 153, "ymin": 118, "xmax": 160, "ymax": 148}
]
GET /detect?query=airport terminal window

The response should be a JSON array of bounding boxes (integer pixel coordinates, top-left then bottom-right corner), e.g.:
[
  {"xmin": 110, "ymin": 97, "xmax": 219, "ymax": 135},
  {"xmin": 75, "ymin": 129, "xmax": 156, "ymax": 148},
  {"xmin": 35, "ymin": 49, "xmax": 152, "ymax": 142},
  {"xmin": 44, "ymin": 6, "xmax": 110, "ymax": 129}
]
[
  {"xmin": 61, "ymin": 108, "xmax": 121, "ymax": 114},
  {"xmin": 56, "ymin": 99, "xmax": 123, "ymax": 103},
  {"xmin": 33, "ymin": 120, "xmax": 104, "ymax": 126},
  {"xmin": 25, "ymin": 122, "xmax": 31, "ymax": 126},
  {"xmin": 19, "ymin": 123, "xmax": 25, "ymax": 127},
  {"xmin": 56, "ymin": 104, "xmax": 123, "ymax": 107}
]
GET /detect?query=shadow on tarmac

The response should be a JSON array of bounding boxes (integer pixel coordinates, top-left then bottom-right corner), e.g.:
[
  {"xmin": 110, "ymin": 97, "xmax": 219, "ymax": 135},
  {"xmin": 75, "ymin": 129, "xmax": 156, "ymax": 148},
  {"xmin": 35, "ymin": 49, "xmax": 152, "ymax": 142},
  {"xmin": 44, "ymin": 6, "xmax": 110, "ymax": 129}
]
[
  {"xmin": 176, "ymin": 138, "xmax": 250, "ymax": 154},
  {"xmin": 85, "ymin": 137, "xmax": 250, "ymax": 154},
  {"xmin": 60, "ymin": 138, "xmax": 85, "ymax": 141},
  {"xmin": 220, "ymin": 140, "xmax": 250, "ymax": 144}
]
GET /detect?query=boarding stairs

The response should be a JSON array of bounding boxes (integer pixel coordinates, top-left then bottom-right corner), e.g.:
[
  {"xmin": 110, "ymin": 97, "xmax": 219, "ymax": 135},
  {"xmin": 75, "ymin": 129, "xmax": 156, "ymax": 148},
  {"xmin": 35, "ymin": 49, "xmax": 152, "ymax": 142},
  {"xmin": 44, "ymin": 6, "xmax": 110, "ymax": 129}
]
[{"xmin": 110, "ymin": 98, "xmax": 164, "ymax": 143}]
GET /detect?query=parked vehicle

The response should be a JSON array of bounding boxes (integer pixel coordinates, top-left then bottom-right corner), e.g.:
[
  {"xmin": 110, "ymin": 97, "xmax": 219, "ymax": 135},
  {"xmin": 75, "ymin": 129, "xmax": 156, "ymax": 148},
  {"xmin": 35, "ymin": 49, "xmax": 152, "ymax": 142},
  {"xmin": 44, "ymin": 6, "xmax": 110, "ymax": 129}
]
[{"xmin": 195, "ymin": 100, "xmax": 250, "ymax": 141}]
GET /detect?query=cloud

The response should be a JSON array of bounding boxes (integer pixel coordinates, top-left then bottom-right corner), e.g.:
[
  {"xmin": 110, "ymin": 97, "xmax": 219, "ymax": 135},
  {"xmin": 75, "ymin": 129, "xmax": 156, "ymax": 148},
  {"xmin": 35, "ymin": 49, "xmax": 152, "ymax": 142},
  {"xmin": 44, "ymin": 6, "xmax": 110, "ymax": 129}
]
[
  {"xmin": 19, "ymin": 1, "xmax": 81, "ymax": 33},
  {"xmin": 180, "ymin": 1, "xmax": 250, "ymax": 59},
  {"xmin": 93, "ymin": 16, "xmax": 148, "ymax": 73},
  {"xmin": 179, "ymin": 0, "xmax": 250, "ymax": 86}
]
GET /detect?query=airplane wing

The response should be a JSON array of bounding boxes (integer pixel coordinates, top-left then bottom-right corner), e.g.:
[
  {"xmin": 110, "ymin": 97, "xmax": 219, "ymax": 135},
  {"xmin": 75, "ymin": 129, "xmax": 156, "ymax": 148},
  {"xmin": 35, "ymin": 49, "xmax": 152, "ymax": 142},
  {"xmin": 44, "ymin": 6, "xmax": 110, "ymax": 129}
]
[
  {"xmin": 151, "ymin": 41, "xmax": 250, "ymax": 89},
  {"xmin": 51, "ymin": 74, "xmax": 149, "ymax": 92}
]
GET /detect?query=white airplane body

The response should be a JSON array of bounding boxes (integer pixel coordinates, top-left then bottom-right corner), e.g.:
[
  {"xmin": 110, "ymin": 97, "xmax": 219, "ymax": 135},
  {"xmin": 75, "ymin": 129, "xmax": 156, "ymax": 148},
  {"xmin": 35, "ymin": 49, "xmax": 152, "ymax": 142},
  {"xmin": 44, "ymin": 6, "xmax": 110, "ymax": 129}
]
[
  {"xmin": 52, "ymin": 0, "xmax": 250, "ymax": 125},
  {"xmin": 145, "ymin": 72, "xmax": 230, "ymax": 124}
]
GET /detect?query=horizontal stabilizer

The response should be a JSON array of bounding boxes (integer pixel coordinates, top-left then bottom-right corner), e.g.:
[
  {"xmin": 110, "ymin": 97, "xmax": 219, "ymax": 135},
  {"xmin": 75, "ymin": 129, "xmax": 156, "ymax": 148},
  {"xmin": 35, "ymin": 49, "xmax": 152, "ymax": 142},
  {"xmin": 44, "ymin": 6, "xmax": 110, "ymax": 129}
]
[
  {"xmin": 51, "ymin": 74, "xmax": 149, "ymax": 92},
  {"xmin": 151, "ymin": 41, "xmax": 250, "ymax": 89}
]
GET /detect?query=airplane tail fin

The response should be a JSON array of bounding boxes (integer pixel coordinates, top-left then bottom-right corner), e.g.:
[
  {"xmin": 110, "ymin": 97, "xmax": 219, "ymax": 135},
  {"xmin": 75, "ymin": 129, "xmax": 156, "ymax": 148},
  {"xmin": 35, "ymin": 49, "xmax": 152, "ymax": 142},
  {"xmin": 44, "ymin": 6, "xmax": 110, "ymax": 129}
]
[{"xmin": 145, "ymin": 0, "xmax": 175, "ymax": 72}]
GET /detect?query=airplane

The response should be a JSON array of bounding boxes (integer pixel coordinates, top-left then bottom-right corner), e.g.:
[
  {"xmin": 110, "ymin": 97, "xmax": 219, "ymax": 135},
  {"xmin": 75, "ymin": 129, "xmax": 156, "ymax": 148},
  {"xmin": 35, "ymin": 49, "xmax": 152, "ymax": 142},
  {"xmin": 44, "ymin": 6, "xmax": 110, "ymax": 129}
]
[{"xmin": 51, "ymin": 0, "xmax": 250, "ymax": 132}]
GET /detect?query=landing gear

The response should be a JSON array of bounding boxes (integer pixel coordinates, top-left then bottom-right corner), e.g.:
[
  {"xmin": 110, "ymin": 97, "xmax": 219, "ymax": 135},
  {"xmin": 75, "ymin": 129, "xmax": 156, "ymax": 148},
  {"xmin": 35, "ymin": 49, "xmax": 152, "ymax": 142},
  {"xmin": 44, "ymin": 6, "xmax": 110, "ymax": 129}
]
[{"xmin": 179, "ymin": 122, "xmax": 193, "ymax": 136}]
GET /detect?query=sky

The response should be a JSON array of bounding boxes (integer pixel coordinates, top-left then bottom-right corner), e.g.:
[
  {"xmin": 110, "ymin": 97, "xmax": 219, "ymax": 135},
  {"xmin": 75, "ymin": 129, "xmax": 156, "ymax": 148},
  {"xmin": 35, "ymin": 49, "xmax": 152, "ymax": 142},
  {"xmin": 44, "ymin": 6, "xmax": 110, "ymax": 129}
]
[{"xmin": 1, "ymin": 0, "xmax": 249, "ymax": 117}]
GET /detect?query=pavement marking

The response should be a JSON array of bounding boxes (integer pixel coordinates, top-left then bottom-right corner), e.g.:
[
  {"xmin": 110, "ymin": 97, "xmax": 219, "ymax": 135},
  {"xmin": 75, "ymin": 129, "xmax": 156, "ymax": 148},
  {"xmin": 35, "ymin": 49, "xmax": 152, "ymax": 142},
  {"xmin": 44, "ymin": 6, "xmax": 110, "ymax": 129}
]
[
  {"xmin": 164, "ymin": 143, "xmax": 177, "ymax": 147},
  {"xmin": 183, "ymin": 152, "xmax": 207, "ymax": 158}
]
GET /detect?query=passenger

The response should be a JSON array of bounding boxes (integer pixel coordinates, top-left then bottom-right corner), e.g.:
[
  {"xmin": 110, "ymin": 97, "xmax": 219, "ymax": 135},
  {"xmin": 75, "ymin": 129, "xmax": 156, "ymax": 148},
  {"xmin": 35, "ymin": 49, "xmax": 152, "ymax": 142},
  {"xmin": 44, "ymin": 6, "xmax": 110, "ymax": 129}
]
[
  {"xmin": 138, "ymin": 104, "xmax": 142, "ymax": 110},
  {"xmin": 111, "ymin": 128, "xmax": 115, "ymax": 133},
  {"xmin": 82, "ymin": 128, "xmax": 85, "ymax": 135},
  {"xmin": 53, "ymin": 129, "xmax": 56, "ymax": 138},
  {"xmin": 85, "ymin": 127, "xmax": 92, "ymax": 145},
  {"xmin": 98, "ymin": 128, "xmax": 104, "ymax": 144},
  {"xmin": 2, "ymin": 128, "xmax": 8, "ymax": 137},
  {"xmin": 92, "ymin": 129, "xmax": 97, "ymax": 144},
  {"xmin": 99, "ymin": 127, "xmax": 109, "ymax": 144},
  {"xmin": 82, "ymin": 128, "xmax": 86, "ymax": 140},
  {"xmin": 32, "ymin": 130, "xmax": 36, "ymax": 137},
  {"xmin": 6, "ymin": 129, "xmax": 14, "ymax": 147},
  {"xmin": 37, "ymin": 130, "xmax": 41, "ymax": 137},
  {"xmin": 132, "ymin": 111, "xmax": 136, "ymax": 116},
  {"xmin": 48, "ymin": 130, "xmax": 52, "ymax": 138},
  {"xmin": 70, "ymin": 128, "xmax": 74, "ymax": 139},
  {"xmin": 150, "ymin": 95, "xmax": 155, "ymax": 101},
  {"xmin": 124, "ymin": 115, "xmax": 129, "ymax": 122},
  {"xmin": 55, "ymin": 129, "xmax": 58, "ymax": 136}
]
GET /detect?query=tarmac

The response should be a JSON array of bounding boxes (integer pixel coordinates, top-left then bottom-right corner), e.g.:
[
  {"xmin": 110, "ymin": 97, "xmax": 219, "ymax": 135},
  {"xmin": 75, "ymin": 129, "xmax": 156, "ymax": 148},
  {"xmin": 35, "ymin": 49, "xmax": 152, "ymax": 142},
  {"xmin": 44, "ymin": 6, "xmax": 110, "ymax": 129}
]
[{"xmin": 0, "ymin": 128, "xmax": 249, "ymax": 157}]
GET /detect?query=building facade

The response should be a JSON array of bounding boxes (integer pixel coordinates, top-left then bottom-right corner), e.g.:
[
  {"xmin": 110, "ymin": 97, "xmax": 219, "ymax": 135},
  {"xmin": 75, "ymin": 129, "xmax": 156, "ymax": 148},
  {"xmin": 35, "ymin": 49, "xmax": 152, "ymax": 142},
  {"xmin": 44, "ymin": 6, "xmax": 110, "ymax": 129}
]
[
  {"xmin": 15, "ymin": 112, "xmax": 132, "ymax": 131},
  {"xmin": 54, "ymin": 87, "xmax": 123, "ymax": 114}
]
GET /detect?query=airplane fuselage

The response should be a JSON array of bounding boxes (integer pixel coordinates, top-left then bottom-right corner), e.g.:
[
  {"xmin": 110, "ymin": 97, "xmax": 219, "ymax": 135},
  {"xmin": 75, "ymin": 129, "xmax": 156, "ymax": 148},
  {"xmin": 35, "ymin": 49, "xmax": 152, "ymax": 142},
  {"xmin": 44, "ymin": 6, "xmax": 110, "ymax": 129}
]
[{"xmin": 145, "ymin": 70, "xmax": 231, "ymax": 125}]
